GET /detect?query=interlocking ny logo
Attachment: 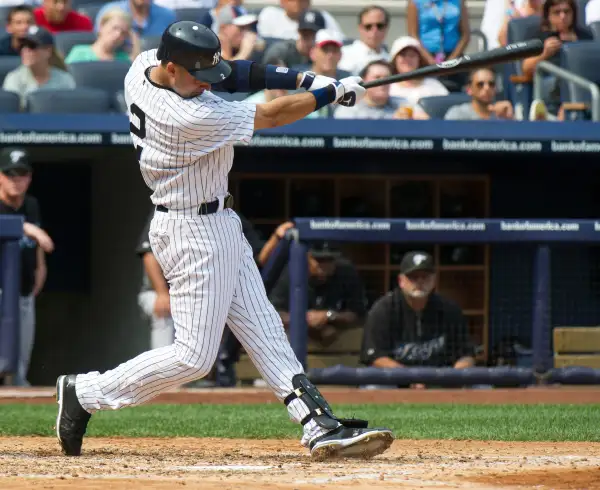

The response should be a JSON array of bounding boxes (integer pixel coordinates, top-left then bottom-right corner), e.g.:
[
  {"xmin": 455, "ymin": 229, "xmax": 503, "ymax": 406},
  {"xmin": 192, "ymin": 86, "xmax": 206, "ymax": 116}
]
[
  {"xmin": 413, "ymin": 254, "xmax": 427, "ymax": 265},
  {"xmin": 213, "ymin": 52, "xmax": 220, "ymax": 65},
  {"xmin": 10, "ymin": 150, "xmax": 25, "ymax": 163}
]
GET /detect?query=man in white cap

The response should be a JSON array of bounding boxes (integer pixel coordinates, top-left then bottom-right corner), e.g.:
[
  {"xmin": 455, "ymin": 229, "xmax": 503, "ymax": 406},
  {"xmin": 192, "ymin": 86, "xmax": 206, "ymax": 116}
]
[{"xmin": 309, "ymin": 29, "xmax": 350, "ymax": 80}]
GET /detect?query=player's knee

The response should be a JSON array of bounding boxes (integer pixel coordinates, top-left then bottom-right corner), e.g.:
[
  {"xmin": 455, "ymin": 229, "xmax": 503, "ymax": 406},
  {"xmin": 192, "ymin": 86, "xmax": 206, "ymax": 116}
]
[{"xmin": 174, "ymin": 344, "xmax": 217, "ymax": 377}]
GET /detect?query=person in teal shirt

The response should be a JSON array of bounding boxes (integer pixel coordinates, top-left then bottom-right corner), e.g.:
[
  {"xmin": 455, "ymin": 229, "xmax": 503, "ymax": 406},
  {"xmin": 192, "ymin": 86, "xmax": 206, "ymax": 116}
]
[{"xmin": 66, "ymin": 8, "xmax": 140, "ymax": 64}]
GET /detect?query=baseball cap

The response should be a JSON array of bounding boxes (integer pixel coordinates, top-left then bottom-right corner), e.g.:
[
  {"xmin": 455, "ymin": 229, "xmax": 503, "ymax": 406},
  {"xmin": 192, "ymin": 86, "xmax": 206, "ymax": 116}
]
[
  {"xmin": 315, "ymin": 29, "xmax": 343, "ymax": 49},
  {"xmin": 0, "ymin": 147, "xmax": 32, "ymax": 174},
  {"xmin": 389, "ymin": 36, "xmax": 421, "ymax": 61},
  {"xmin": 399, "ymin": 251, "xmax": 435, "ymax": 275},
  {"xmin": 22, "ymin": 25, "xmax": 54, "ymax": 48},
  {"xmin": 298, "ymin": 9, "xmax": 326, "ymax": 32},
  {"xmin": 216, "ymin": 6, "xmax": 258, "ymax": 27}
]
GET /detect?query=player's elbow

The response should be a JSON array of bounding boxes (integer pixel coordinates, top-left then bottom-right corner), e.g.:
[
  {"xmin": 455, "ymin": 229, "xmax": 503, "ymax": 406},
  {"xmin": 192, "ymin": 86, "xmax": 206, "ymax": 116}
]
[{"xmin": 254, "ymin": 104, "xmax": 278, "ymax": 130}]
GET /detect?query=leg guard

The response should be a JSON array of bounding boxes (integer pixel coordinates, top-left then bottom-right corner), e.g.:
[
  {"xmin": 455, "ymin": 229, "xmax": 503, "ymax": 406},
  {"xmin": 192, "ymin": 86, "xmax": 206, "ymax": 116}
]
[{"xmin": 284, "ymin": 374, "xmax": 368, "ymax": 430}]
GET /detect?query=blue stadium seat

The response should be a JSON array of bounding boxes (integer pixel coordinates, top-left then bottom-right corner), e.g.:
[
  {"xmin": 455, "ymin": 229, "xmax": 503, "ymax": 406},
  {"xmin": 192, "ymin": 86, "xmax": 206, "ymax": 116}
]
[
  {"xmin": 588, "ymin": 21, "xmax": 600, "ymax": 39},
  {"xmin": 576, "ymin": 0, "xmax": 589, "ymax": 27},
  {"xmin": 0, "ymin": 6, "xmax": 13, "ymax": 26},
  {"xmin": 141, "ymin": 36, "xmax": 161, "ymax": 52},
  {"xmin": 72, "ymin": 0, "xmax": 107, "ymax": 8},
  {"xmin": 77, "ymin": 3, "xmax": 105, "ymax": 23},
  {"xmin": 26, "ymin": 88, "xmax": 111, "ymax": 113},
  {"xmin": 55, "ymin": 31, "xmax": 96, "ymax": 58},
  {"xmin": 175, "ymin": 8, "xmax": 210, "ymax": 23},
  {"xmin": 69, "ymin": 60, "xmax": 130, "ymax": 94},
  {"xmin": 0, "ymin": 56, "xmax": 20, "ymax": 85},
  {"xmin": 112, "ymin": 90, "xmax": 127, "ymax": 113},
  {"xmin": 418, "ymin": 93, "xmax": 472, "ymax": 119},
  {"xmin": 0, "ymin": 90, "xmax": 19, "ymax": 113},
  {"xmin": 560, "ymin": 41, "xmax": 600, "ymax": 105}
]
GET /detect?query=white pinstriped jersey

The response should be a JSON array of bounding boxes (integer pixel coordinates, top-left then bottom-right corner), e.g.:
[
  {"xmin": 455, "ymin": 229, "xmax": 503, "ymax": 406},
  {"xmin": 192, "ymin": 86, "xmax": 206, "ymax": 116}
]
[{"xmin": 123, "ymin": 49, "xmax": 256, "ymax": 211}]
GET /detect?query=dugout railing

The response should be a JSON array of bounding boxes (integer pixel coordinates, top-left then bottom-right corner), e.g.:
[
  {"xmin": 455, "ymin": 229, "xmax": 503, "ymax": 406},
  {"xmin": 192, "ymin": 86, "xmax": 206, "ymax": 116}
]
[
  {"xmin": 0, "ymin": 215, "xmax": 23, "ymax": 382},
  {"xmin": 286, "ymin": 218, "xmax": 600, "ymax": 387}
]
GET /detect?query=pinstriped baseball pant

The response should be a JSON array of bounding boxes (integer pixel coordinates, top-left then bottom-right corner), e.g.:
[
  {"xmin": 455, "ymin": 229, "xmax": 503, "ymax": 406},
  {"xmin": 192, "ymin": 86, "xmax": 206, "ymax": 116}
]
[{"xmin": 75, "ymin": 208, "xmax": 322, "ymax": 440}]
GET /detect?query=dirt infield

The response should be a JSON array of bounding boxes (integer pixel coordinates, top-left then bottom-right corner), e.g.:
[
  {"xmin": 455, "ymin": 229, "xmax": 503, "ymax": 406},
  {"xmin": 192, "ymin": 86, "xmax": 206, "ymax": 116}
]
[
  {"xmin": 1, "ymin": 387, "xmax": 600, "ymax": 489},
  {"xmin": 1, "ymin": 437, "xmax": 600, "ymax": 489}
]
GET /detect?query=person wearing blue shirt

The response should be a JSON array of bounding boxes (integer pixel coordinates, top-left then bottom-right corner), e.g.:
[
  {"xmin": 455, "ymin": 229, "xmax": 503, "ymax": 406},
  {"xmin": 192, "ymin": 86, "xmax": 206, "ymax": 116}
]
[
  {"xmin": 407, "ymin": 0, "xmax": 470, "ymax": 64},
  {"xmin": 94, "ymin": 0, "xmax": 176, "ymax": 38}
]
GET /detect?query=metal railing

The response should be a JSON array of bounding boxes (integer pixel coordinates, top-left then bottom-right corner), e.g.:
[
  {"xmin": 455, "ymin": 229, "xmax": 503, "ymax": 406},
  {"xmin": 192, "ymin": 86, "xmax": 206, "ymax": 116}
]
[{"xmin": 534, "ymin": 60, "xmax": 600, "ymax": 121}]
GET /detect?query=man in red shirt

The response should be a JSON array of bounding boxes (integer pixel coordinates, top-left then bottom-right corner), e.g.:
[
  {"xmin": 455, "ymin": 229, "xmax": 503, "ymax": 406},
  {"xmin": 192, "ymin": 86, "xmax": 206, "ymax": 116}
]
[{"xmin": 34, "ymin": 0, "xmax": 93, "ymax": 33}]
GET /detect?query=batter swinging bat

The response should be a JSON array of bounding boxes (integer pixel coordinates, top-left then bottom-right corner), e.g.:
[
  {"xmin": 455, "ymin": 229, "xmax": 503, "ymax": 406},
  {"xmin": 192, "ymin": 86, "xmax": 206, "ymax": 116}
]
[{"xmin": 361, "ymin": 39, "xmax": 544, "ymax": 89}]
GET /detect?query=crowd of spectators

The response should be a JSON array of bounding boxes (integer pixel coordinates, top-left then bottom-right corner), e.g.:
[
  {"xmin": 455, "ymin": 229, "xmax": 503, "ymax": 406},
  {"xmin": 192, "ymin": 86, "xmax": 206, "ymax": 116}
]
[{"xmin": 0, "ymin": 0, "xmax": 597, "ymax": 121}]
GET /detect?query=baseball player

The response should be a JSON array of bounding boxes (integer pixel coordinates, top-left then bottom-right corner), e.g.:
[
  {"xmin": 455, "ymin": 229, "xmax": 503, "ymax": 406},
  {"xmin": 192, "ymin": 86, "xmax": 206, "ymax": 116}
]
[{"xmin": 56, "ymin": 21, "xmax": 394, "ymax": 461}]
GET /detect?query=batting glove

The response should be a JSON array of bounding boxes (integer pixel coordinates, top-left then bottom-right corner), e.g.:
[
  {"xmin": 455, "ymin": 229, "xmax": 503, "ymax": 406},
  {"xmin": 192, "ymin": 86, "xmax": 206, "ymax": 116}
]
[
  {"xmin": 336, "ymin": 76, "xmax": 366, "ymax": 107},
  {"xmin": 300, "ymin": 71, "xmax": 338, "ymax": 92}
]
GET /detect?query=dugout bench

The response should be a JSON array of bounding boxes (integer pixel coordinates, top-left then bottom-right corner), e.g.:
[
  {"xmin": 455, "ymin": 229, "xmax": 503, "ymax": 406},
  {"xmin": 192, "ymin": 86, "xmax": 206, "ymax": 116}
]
[
  {"xmin": 235, "ymin": 327, "xmax": 363, "ymax": 382},
  {"xmin": 553, "ymin": 327, "xmax": 600, "ymax": 368}
]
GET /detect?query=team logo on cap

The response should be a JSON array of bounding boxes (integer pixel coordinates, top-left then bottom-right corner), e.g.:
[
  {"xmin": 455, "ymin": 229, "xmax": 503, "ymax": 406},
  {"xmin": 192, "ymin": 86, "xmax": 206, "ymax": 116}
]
[
  {"xmin": 28, "ymin": 25, "xmax": 38, "ymax": 35},
  {"xmin": 413, "ymin": 254, "xmax": 427, "ymax": 265},
  {"xmin": 213, "ymin": 52, "xmax": 220, "ymax": 65},
  {"xmin": 10, "ymin": 150, "xmax": 25, "ymax": 163},
  {"xmin": 305, "ymin": 12, "xmax": 315, "ymax": 22}
]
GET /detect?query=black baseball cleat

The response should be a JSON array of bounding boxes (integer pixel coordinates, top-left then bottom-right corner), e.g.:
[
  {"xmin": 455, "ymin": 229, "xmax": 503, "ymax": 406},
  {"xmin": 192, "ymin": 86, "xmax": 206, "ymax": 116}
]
[
  {"xmin": 309, "ymin": 426, "xmax": 394, "ymax": 461},
  {"xmin": 56, "ymin": 375, "xmax": 91, "ymax": 456}
]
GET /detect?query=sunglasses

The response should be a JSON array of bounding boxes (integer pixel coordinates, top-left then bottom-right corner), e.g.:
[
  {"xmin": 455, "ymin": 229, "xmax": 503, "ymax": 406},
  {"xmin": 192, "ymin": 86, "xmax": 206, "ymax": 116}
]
[
  {"xmin": 3, "ymin": 168, "xmax": 30, "ymax": 177},
  {"xmin": 475, "ymin": 80, "xmax": 496, "ymax": 89},
  {"xmin": 362, "ymin": 23, "xmax": 387, "ymax": 31}
]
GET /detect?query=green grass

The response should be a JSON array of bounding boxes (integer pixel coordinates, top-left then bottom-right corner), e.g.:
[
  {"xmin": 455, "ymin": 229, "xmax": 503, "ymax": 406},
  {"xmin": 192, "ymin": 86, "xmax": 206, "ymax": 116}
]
[{"xmin": 1, "ymin": 403, "xmax": 599, "ymax": 441}]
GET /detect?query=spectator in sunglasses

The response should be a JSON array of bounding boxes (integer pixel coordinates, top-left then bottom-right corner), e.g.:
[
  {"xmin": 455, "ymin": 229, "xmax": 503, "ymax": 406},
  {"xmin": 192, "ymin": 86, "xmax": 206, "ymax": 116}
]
[
  {"xmin": 65, "ymin": 8, "xmax": 140, "ymax": 63},
  {"xmin": 2, "ymin": 25, "xmax": 75, "ymax": 109},
  {"xmin": 0, "ymin": 5, "xmax": 35, "ymax": 57},
  {"xmin": 444, "ymin": 68, "xmax": 514, "ymax": 120},
  {"xmin": 339, "ymin": 5, "xmax": 390, "ymax": 75}
]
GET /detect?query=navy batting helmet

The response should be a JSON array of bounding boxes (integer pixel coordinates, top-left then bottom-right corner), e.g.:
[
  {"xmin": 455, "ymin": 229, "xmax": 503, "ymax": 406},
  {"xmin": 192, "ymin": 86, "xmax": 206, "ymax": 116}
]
[{"xmin": 157, "ymin": 21, "xmax": 232, "ymax": 84}]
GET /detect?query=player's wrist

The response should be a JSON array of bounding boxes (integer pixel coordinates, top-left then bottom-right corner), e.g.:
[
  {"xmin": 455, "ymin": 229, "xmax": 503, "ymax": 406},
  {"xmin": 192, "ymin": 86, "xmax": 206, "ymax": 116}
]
[{"xmin": 311, "ymin": 83, "xmax": 342, "ymax": 110}]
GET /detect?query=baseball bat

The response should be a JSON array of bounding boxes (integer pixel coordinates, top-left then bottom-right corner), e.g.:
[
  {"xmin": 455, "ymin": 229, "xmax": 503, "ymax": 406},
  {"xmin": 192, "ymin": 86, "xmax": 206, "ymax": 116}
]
[{"xmin": 361, "ymin": 39, "xmax": 544, "ymax": 89}]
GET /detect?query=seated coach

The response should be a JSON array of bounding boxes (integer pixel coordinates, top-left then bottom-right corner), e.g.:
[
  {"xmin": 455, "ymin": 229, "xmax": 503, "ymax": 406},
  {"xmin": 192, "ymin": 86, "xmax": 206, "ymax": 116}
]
[{"xmin": 361, "ymin": 250, "xmax": 475, "ymax": 371}]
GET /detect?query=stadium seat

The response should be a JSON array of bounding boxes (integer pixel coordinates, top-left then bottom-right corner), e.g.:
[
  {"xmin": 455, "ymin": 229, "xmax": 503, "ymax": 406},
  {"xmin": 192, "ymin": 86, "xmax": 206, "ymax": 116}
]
[
  {"xmin": 112, "ymin": 90, "xmax": 127, "ymax": 113},
  {"xmin": 418, "ymin": 93, "xmax": 472, "ymax": 119},
  {"xmin": 0, "ymin": 6, "xmax": 12, "ymax": 26},
  {"xmin": 589, "ymin": 21, "xmax": 600, "ymax": 39},
  {"xmin": 72, "ymin": 0, "xmax": 107, "ymax": 8},
  {"xmin": 0, "ymin": 56, "xmax": 20, "ymax": 86},
  {"xmin": 26, "ymin": 88, "xmax": 112, "ymax": 113},
  {"xmin": 77, "ymin": 3, "xmax": 105, "ymax": 23},
  {"xmin": 0, "ymin": 89, "xmax": 19, "ymax": 113},
  {"xmin": 141, "ymin": 36, "xmax": 161, "ymax": 51},
  {"xmin": 55, "ymin": 31, "xmax": 96, "ymax": 58},
  {"xmin": 175, "ymin": 8, "xmax": 210, "ymax": 23},
  {"xmin": 69, "ymin": 60, "xmax": 130, "ymax": 94},
  {"xmin": 560, "ymin": 41, "xmax": 600, "ymax": 107}
]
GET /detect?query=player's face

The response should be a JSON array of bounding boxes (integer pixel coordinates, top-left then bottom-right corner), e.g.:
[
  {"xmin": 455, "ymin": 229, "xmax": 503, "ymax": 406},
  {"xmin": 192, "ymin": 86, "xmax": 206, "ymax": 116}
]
[
  {"xmin": 400, "ymin": 271, "xmax": 435, "ymax": 299},
  {"xmin": 43, "ymin": 0, "xmax": 71, "ymax": 23},
  {"xmin": 364, "ymin": 63, "xmax": 391, "ymax": 105},
  {"xmin": 169, "ymin": 64, "xmax": 212, "ymax": 98},
  {"xmin": 100, "ymin": 16, "xmax": 131, "ymax": 49},
  {"xmin": 7, "ymin": 11, "xmax": 34, "ymax": 38},
  {"xmin": 394, "ymin": 47, "xmax": 420, "ymax": 74},
  {"xmin": 0, "ymin": 170, "xmax": 32, "ymax": 198}
]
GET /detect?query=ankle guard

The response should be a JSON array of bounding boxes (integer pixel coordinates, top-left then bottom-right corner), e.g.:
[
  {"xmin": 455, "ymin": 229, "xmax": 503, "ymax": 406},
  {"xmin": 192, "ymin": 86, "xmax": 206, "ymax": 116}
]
[{"xmin": 284, "ymin": 374, "xmax": 368, "ymax": 430}]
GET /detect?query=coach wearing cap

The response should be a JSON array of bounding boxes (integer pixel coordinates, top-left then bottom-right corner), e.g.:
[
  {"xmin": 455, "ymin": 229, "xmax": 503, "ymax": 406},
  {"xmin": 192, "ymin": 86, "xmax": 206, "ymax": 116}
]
[
  {"xmin": 0, "ymin": 147, "xmax": 54, "ymax": 386},
  {"xmin": 361, "ymin": 251, "xmax": 475, "ymax": 375}
]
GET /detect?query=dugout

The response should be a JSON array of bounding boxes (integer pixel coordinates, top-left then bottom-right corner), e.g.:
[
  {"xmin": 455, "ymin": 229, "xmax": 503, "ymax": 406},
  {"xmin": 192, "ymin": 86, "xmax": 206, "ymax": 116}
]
[{"xmin": 5, "ymin": 118, "xmax": 600, "ymax": 385}]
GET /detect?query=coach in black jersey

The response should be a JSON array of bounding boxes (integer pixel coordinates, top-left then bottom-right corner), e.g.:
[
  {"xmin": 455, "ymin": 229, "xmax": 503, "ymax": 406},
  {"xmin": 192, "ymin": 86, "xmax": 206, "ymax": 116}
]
[{"xmin": 0, "ymin": 147, "xmax": 53, "ymax": 386}]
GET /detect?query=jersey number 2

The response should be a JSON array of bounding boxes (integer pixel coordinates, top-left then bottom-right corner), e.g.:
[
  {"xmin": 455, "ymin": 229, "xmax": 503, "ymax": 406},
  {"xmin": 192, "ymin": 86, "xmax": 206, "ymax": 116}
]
[{"xmin": 130, "ymin": 103, "xmax": 146, "ymax": 162}]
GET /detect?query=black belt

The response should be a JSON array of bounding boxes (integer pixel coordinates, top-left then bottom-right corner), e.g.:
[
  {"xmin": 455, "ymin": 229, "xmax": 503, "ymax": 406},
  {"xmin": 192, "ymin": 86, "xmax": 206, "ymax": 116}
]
[{"xmin": 156, "ymin": 195, "xmax": 234, "ymax": 216}]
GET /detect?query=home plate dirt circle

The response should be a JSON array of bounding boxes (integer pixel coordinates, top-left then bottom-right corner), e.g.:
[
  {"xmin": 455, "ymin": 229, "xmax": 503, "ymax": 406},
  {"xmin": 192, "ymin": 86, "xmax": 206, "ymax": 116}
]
[{"xmin": 1, "ymin": 437, "xmax": 600, "ymax": 489}]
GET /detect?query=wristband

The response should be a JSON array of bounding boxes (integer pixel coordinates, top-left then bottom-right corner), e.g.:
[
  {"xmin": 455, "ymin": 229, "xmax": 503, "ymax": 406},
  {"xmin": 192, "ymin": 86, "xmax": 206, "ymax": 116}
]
[
  {"xmin": 311, "ymin": 85, "xmax": 337, "ymax": 111},
  {"xmin": 265, "ymin": 64, "xmax": 301, "ymax": 90},
  {"xmin": 299, "ymin": 72, "xmax": 316, "ymax": 90}
]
